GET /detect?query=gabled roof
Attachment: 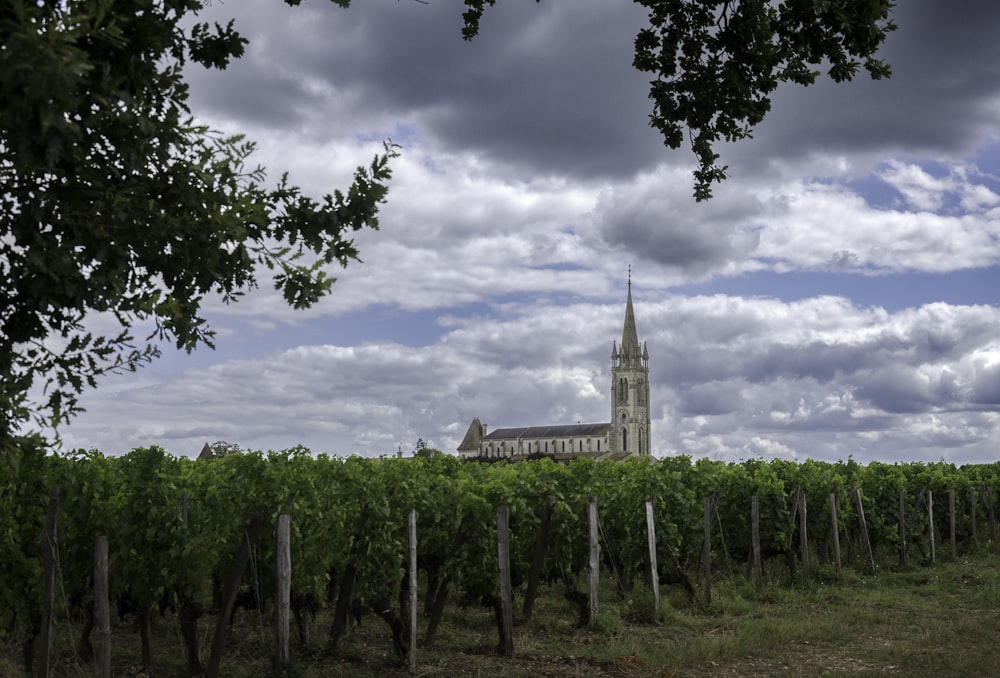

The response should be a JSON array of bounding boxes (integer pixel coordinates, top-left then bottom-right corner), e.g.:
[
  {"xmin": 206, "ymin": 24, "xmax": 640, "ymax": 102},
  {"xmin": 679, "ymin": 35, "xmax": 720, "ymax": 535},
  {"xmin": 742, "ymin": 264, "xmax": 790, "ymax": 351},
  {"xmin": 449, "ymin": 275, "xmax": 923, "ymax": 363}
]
[{"xmin": 483, "ymin": 422, "xmax": 611, "ymax": 440}]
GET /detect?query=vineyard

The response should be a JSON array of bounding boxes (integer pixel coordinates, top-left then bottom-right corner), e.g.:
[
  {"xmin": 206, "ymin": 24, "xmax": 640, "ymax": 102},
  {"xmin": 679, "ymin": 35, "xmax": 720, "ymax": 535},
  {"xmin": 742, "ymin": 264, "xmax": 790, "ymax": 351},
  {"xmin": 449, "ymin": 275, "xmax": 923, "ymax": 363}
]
[{"xmin": 4, "ymin": 441, "xmax": 1000, "ymax": 677}]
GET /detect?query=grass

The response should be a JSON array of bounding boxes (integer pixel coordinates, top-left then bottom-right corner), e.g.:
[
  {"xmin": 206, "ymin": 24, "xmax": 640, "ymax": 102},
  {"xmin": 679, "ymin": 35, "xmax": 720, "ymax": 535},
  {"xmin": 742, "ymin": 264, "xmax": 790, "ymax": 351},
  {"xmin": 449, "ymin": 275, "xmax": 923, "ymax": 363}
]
[{"xmin": 5, "ymin": 553, "xmax": 1000, "ymax": 677}]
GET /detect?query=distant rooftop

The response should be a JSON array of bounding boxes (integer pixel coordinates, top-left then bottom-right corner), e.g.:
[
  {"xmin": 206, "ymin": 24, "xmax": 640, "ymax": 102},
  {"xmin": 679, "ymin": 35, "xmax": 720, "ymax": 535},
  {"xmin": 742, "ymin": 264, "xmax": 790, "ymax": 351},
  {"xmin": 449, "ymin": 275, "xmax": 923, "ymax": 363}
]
[{"xmin": 483, "ymin": 422, "xmax": 610, "ymax": 440}]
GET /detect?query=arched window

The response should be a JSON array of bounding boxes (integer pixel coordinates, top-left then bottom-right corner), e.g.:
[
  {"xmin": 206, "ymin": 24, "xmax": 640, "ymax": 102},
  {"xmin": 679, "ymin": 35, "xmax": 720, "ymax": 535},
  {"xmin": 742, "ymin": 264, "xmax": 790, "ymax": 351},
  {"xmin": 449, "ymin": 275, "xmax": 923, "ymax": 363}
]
[
  {"xmin": 638, "ymin": 427, "xmax": 644, "ymax": 454},
  {"xmin": 621, "ymin": 427, "xmax": 628, "ymax": 451},
  {"xmin": 619, "ymin": 377, "xmax": 628, "ymax": 403}
]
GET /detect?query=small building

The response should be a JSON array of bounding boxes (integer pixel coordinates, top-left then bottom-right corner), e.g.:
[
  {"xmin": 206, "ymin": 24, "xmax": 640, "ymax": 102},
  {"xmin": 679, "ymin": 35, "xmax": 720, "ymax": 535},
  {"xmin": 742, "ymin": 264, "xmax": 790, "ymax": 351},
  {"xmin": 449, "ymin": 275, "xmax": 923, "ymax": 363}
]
[{"xmin": 458, "ymin": 281, "xmax": 651, "ymax": 461}]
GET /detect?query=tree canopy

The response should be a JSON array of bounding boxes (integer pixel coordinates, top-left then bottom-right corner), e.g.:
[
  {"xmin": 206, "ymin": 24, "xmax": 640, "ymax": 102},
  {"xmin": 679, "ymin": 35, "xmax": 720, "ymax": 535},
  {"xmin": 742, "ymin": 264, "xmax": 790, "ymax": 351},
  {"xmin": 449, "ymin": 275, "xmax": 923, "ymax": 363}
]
[
  {"xmin": 1, "ymin": 0, "xmax": 396, "ymax": 451},
  {"xmin": 1, "ymin": 0, "xmax": 895, "ymax": 453}
]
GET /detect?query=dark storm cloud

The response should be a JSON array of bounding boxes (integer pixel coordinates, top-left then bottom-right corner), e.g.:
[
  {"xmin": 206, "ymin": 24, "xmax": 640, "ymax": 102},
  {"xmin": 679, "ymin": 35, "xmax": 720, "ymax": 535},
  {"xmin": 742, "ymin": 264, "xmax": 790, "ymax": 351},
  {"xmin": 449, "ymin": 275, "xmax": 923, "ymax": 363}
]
[
  {"xmin": 189, "ymin": 0, "xmax": 662, "ymax": 178},
  {"xmin": 184, "ymin": 0, "xmax": 1000, "ymax": 203},
  {"xmin": 681, "ymin": 381, "xmax": 745, "ymax": 416},
  {"xmin": 595, "ymin": 180, "xmax": 764, "ymax": 273},
  {"xmin": 735, "ymin": 3, "xmax": 1000, "ymax": 172},
  {"xmin": 413, "ymin": 2, "xmax": 662, "ymax": 179},
  {"xmin": 186, "ymin": 2, "xmax": 1000, "ymax": 185},
  {"xmin": 187, "ymin": 62, "xmax": 319, "ymax": 129}
]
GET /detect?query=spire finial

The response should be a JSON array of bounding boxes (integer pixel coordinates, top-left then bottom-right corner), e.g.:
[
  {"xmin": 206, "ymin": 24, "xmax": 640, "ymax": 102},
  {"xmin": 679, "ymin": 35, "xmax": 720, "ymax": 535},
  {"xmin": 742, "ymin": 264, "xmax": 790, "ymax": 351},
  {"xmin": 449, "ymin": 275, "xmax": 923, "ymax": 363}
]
[{"xmin": 628, "ymin": 264, "xmax": 631, "ymax": 289}]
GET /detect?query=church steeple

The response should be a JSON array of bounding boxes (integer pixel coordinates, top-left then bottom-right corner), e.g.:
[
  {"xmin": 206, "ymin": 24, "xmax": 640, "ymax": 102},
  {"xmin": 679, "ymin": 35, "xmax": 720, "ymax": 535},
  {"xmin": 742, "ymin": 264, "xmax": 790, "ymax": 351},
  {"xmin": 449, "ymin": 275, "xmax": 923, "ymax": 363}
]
[
  {"xmin": 610, "ymin": 273, "xmax": 651, "ymax": 457},
  {"xmin": 618, "ymin": 278, "xmax": 644, "ymax": 367}
]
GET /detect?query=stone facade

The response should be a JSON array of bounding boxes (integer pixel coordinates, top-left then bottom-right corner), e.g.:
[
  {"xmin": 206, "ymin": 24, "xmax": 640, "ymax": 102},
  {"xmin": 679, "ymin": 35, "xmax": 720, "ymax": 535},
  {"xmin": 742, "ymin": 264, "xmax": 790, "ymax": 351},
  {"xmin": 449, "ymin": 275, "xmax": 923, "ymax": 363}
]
[{"xmin": 458, "ymin": 283, "xmax": 651, "ymax": 461}]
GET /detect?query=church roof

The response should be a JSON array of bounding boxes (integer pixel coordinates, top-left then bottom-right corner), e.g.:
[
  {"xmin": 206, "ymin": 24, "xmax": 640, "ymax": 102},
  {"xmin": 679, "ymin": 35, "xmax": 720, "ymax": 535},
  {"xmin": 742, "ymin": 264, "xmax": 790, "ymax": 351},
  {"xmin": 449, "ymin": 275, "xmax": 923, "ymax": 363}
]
[
  {"xmin": 458, "ymin": 417, "xmax": 485, "ymax": 452},
  {"xmin": 483, "ymin": 422, "xmax": 611, "ymax": 440}
]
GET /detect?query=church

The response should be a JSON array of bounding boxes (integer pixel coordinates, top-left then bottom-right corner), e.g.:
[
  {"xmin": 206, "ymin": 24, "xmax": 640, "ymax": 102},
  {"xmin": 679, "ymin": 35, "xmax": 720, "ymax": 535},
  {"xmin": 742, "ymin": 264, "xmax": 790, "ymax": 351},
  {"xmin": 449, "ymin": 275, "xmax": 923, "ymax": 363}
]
[{"xmin": 457, "ymin": 281, "xmax": 651, "ymax": 461}]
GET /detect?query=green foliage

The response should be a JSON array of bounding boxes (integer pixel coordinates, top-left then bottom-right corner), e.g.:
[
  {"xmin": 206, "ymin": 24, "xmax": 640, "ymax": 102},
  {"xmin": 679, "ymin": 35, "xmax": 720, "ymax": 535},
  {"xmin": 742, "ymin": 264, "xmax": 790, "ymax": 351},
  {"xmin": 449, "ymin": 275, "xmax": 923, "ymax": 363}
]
[
  {"xmin": 414, "ymin": 446, "xmax": 441, "ymax": 460},
  {"xmin": 0, "ymin": 436, "xmax": 51, "ymax": 640},
  {"xmin": 7, "ymin": 441, "xmax": 1000, "ymax": 662},
  {"xmin": 0, "ymin": 1, "xmax": 398, "ymax": 442}
]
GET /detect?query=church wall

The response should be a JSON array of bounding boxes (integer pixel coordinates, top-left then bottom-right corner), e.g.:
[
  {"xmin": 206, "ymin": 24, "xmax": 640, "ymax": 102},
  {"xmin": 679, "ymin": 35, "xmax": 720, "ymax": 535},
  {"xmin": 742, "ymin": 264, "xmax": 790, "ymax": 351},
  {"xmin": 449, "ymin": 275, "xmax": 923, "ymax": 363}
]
[{"xmin": 478, "ymin": 433, "xmax": 609, "ymax": 459}]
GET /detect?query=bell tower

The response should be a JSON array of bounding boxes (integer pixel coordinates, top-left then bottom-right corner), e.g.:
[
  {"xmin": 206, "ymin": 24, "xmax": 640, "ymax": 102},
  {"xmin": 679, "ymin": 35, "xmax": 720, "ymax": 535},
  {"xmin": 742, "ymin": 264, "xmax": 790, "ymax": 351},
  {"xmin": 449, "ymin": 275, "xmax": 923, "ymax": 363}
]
[{"xmin": 610, "ymin": 274, "xmax": 650, "ymax": 456}]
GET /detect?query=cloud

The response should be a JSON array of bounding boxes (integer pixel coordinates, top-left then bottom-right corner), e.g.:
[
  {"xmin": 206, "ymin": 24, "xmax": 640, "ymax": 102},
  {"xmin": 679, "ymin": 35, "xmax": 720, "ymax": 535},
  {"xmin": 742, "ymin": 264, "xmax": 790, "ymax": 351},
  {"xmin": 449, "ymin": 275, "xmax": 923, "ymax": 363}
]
[
  {"xmin": 189, "ymin": 0, "xmax": 661, "ymax": 180},
  {"xmin": 730, "ymin": 3, "xmax": 1000, "ymax": 177},
  {"xmin": 64, "ymin": 294, "xmax": 1000, "ymax": 464},
  {"xmin": 52, "ymin": 2, "xmax": 1000, "ymax": 468}
]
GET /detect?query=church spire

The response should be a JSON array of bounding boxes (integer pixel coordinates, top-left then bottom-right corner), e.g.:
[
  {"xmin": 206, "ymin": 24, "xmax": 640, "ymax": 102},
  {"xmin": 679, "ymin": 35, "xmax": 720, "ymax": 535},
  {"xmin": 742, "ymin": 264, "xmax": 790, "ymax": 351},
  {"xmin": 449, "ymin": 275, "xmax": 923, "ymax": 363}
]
[{"xmin": 620, "ymin": 274, "xmax": 641, "ymax": 361}]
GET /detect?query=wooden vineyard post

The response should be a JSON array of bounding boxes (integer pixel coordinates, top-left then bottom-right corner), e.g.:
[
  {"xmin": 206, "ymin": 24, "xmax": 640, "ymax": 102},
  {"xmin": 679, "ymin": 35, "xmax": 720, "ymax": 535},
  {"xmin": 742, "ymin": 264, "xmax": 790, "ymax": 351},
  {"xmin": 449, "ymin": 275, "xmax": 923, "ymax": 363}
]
[
  {"xmin": 275, "ymin": 514, "xmax": 291, "ymax": 671},
  {"xmin": 829, "ymin": 493, "xmax": 841, "ymax": 575},
  {"xmin": 496, "ymin": 506, "xmax": 514, "ymax": 657},
  {"xmin": 797, "ymin": 489, "xmax": 809, "ymax": 584},
  {"xmin": 949, "ymin": 489, "xmax": 957, "ymax": 561},
  {"xmin": 523, "ymin": 495, "xmax": 555, "ymax": 620},
  {"xmin": 985, "ymin": 485, "xmax": 997, "ymax": 544},
  {"xmin": 702, "ymin": 497, "xmax": 713, "ymax": 605},
  {"xmin": 898, "ymin": 490, "xmax": 907, "ymax": 567},
  {"xmin": 852, "ymin": 488, "xmax": 876, "ymax": 575},
  {"xmin": 34, "ymin": 486, "xmax": 60, "ymax": 678},
  {"xmin": 588, "ymin": 497, "xmax": 600, "ymax": 628},
  {"xmin": 94, "ymin": 535, "xmax": 111, "ymax": 678},
  {"xmin": 750, "ymin": 496, "xmax": 763, "ymax": 587},
  {"xmin": 970, "ymin": 487, "xmax": 977, "ymax": 546},
  {"xmin": 927, "ymin": 491, "xmax": 936, "ymax": 565},
  {"xmin": 94, "ymin": 536, "xmax": 111, "ymax": 678},
  {"xmin": 645, "ymin": 501, "xmax": 660, "ymax": 612},
  {"xmin": 409, "ymin": 509, "xmax": 417, "ymax": 673}
]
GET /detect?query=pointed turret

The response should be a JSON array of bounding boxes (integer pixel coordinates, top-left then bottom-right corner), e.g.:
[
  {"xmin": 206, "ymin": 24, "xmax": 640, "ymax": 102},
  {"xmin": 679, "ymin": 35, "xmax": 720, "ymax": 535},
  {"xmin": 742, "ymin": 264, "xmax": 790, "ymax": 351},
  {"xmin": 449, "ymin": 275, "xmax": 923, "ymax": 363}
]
[{"xmin": 621, "ymin": 281, "xmax": 639, "ymax": 350}]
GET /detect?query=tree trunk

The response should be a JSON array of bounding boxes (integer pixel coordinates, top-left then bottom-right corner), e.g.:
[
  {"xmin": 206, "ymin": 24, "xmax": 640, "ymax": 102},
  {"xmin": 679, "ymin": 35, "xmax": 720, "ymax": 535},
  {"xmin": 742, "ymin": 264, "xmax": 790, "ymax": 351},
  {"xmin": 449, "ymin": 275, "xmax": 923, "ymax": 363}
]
[
  {"xmin": 206, "ymin": 514, "xmax": 261, "ymax": 678},
  {"xmin": 372, "ymin": 597, "xmax": 409, "ymax": 662},
  {"xmin": 422, "ymin": 573, "xmax": 452, "ymax": 648},
  {"xmin": 328, "ymin": 560, "xmax": 358, "ymax": 650},
  {"xmin": 34, "ymin": 486, "xmax": 60, "ymax": 678},
  {"xmin": 178, "ymin": 600, "xmax": 204, "ymax": 677},
  {"xmin": 522, "ymin": 496, "xmax": 555, "ymax": 620},
  {"xmin": 138, "ymin": 609, "xmax": 153, "ymax": 668},
  {"xmin": 76, "ymin": 599, "xmax": 95, "ymax": 662}
]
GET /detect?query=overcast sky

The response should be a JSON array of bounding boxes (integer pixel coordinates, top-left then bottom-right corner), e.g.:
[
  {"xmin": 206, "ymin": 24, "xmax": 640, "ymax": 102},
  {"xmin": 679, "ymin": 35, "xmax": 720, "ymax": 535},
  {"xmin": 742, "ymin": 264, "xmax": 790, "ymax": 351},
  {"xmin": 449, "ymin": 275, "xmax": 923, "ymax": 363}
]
[{"xmin": 60, "ymin": 1, "xmax": 1000, "ymax": 464}]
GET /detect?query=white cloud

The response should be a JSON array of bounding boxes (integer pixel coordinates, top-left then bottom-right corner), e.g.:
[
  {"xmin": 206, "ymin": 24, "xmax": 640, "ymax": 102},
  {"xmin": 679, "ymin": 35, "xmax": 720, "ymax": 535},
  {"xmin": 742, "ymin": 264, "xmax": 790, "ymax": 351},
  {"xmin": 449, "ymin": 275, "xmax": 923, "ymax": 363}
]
[
  {"xmin": 42, "ymin": 1, "xmax": 1000, "ymax": 469},
  {"xmin": 62, "ymin": 294, "xmax": 1000, "ymax": 464}
]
